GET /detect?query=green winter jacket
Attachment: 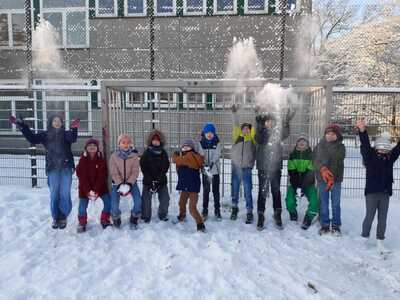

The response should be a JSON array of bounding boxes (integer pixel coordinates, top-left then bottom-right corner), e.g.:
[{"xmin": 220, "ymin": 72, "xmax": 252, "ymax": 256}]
[{"xmin": 288, "ymin": 148, "xmax": 314, "ymax": 173}]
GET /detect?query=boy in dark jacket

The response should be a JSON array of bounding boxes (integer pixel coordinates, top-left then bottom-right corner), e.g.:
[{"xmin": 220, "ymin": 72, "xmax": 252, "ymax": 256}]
[
  {"xmin": 198, "ymin": 123, "xmax": 222, "ymax": 221},
  {"xmin": 313, "ymin": 124, "xmax": 346, "ymax": 235},
  {"xmin": 172, "ymin": 139, "xmax": 206, "ymax": 232},
  {"xmin": 76, "ymin": 139, "xmax": 111, "ymax": 233},
  {"xmin": 356, "ymin": 120, "xmax": 400, "ymax": 253},
  {"xmin": 140, "ymin": 130, "xmax": 170, "ymax": 223},
  {"xmin": 9, "ymin": 114, "xmax": 79, "ymax": 229},
  {"xmin": 285, "ymin": 136, "xmax": 318, "ymax": 230}
]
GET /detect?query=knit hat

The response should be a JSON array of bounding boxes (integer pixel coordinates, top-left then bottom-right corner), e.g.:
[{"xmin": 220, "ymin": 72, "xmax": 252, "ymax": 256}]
[
  {"xmin": 203, "ymin": 123, "xmax": 216, "ymax": 135},
  {"xmin": 325, "ymin": 124, "xmax": 342, "ymax": 138},
  {"xmin": 296, "ymin": 134, "xmax": 310, "ymax": 147},
  {"xmin": 118, "ymin": 134, "xmax": 133, "ymax": 145},
  {"xmin": 181, "ymin": 139, "xmax": 196, "ymax": 150},
  {"xmin": 374, "ymin": 132, "xmax": 393, "ymax": 151},
  {"xmin": 85, "ymin": 138, "xmax": 99, "ymax": 150}
]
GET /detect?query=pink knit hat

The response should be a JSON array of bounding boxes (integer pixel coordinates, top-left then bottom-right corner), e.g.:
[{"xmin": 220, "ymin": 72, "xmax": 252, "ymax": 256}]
[{"xmin": 118, "ymin": 134, "xmax": 133, "ymax": 145}]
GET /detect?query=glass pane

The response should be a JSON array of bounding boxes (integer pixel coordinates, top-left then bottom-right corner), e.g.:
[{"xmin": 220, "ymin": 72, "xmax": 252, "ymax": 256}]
[
  {"xmin": 12, "ymin": 13, "xmax": 25, "ymax": 47},
  {"xmin": 248, "ymin": 0, "xmax": 265, "ymax": 11},
  {"xmin": 15, "ymin": 100, "xmax": 35, "ymax": 129},
  {"xmin": 42, "ymin": 12, "xmax": 63, "ymax": 45},
  {"xmin": 0, "ymin": 0, "xmax": 24, "ymax": 9},
  {"xmin": 127, "ymin": 0, "xmax": 144, "ymax": 14},
  {"xmin": 69, "ymin": 101, "xmax": 88, "ymax": 131},
  {"xmin": 186, "ymin": 0, "xmax": 203, "ymax": 13},
  {"xmin": 0, "ymin": 14, "xmax": 9, "ymax": 47},
  {"xmin": 157, "ymin": 0, "xmax": 174, "ymax": 13},
  {"xmin": 216, "ymin": 0, "xmax": 234, "ymax": 11},
  {"xmin": 159, "ymin": 92, "xmax": 174, "ymax": 102},
  {"xmin": 287, "ymin": 0, "xmax": 296, "ymax": 10},
  {"xmin": 0, "ymin": 100, "xmax": 12, "ymax": 130},
  {"xmin": 127, "ymin": 92, "xmax": 144, "ymax": 106},
  {"xmin": 46, "ymin": 101, "xmax": 65, "ymax": 121},
  {"xmin": 98, "ymin": 0, "xmax": 115, "ymax": 15},
  {"xmin": 42, "ymin": 0, "xmax": 86, "ymax": 8},
  {"xmin": 66, "ymin": 12, "xmax": 86, "ymax": 46}
]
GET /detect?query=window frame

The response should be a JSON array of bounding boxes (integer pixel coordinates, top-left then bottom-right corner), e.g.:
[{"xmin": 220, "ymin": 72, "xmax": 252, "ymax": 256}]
[
  {"xmin": 124, "ymin": 0, "xmax": 147, "ymax": 17},
  {"xmin": 153, "ymin": 92, "xmax": 177, "ymax": 108},
  {"xmin": 39, "ymin": 0, "xmax": 89, "ymax": 49},
  {"xmin": 183, "ymin": 0, "xmax": 207, "ymax": 16},
  {"xmin": 212, "ymin": 93, "xmax": 235, "ymax": 109},
  {"xmin": 95, "ymin": 0, "xmax": 118, "ymax": 17},
  {"xmin": 124, "ymin": 91, "xmax": 148, "ymax": 108},
  {"xmin": 0, "ymin": 8, "xmax": 27, "ymax": 49},
  {"xmin": 244, "ymin": 0, "xmax": 269, "ymax": 15},
  {"xmin": 154, "ymin": 0, "xmax": 177, "ymax": 17},
  {"xmin": 183, "ymin": 93, "xmax": 206, "ymax": 109},
  {"xmin": 213, "ymin": 0, "xmax": 237, "ymax": 15}
]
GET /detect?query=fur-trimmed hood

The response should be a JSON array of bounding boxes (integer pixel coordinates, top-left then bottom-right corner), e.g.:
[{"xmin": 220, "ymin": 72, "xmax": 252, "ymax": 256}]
[{"xmin": 146, "ymin": 130, "xmax": 166, "ymax": 147}]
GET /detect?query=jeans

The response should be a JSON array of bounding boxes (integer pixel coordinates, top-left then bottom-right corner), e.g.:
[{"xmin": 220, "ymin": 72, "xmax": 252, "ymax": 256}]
[
  {"xmin": 231, "ymin": 165, "xmax": 253, "ymax": 213},
  {"xmin": 47, "ymin": 168, "xmax": 73, "ymax": 220},
  {"xmin": 78, "ymin": 193, "xmax": 112, "ymax": 217},
  {"xmin": 111, "ymin": 183, "xmax": 142, "ymax": 217},
  {"xmin": 202, "ymin": 174, "xmax": 220, "ymax": 213},
  {"xmin": 257, "ymin": 169, "xmax": 282, "ymax": 213},
  {"xmin": 319, "ymin": 182, "xmax": 342, "ymax": 227}
]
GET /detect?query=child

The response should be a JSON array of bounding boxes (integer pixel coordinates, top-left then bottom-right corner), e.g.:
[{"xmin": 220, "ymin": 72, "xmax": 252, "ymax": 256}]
[
  {"xmin": 313, "ymin": 124, "xmax": 346, "ymax": 235},
  {"xmin": 356, "ymin": 120, "xmax": 400, "ymax": 253},
  {"xmin": 285, "ymin": 136, "xmax": 318, "ymax": 230},
  {"xmin": 230, "ymin": 104, "xmax": 256, "ymax": 223},
  {"xmin": 172, "ymin": 139, "xmax": 206, "ymax": 232},
  {"xmin": 140, "ymin": 130, "xmax": 170, "ymax": 222},
  {"xmin": 254, "ymin": 111, "xmax": 293, "ymax": 230},
  {"xmin": 9, "ymin": 114, "xmax": 79, "ymax": 229},
  {"xmin": 76, "ymin": 138, "xmax": 111, "ymax": 233},
  {"xmin": 110, "ymin": 134, "xmax": 142, "ymax": 229},
  {"xmin": 198, "ymin": 123, "xmax": 222, "ymax": 221}
]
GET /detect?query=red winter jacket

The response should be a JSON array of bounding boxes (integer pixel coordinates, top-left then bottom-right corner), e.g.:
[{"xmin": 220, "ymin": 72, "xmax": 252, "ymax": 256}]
[{"xmin": 76, "ymin": 153, "xmax": 109, "ymax": 198}]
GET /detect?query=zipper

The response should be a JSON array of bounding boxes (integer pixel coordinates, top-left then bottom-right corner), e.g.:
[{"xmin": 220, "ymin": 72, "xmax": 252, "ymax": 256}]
[{"xmin": 123, "ymin": 158, "xmax": 126, "ymax": 184}]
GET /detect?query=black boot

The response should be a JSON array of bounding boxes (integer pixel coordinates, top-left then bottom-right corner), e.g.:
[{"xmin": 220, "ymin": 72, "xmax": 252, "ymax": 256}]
[
  {"xmin": 331, "ymin": 225, "xmax": 341, "ymax": 236},
  {"xmin": 289, "ymin": 211, "xmax": 298, "ymax": 222},
  {"xmin": 202, "ymin": 209, "xmax": 208, "ymax": 221},
  {"xmin": 58, "ymin": 218, "xmax": 67, "ymax": 230},
  {"xmin": 230, "ymin": 207, "xmax": 238, "ymax": 220},
  {"xmin": 319, "ymin": 225, "xmax": 330, "ymax": 235},
  {"xmin": 257, "ymin": 213, "xmax": 265, "ymax": 231},
  {"xmin": 215, "ymin": 209, "xmax": 222, "ymax": 221},
  {"xmin": 197, "ymin": 223, "xmax": 207, "ymax": 233},
  {"xmin": 273, "ymin": 209, "xmax": 283, "ymax": 229},
  {"xmin": 130, "ymin": 215, "xmax": 139, "ymax": 230},
  {"xmin": 52, "ymin": 219, "xmax": 59, "ymax": 229},
  {"xmin": 112, "ymin": 216, "xmax": 121, "ymax": 228},
  {"xmin": 245, "ymin": 212, "xmax": 254, "ymax": 224},
  {"xmin": 301, "ymin": 216, "xmax": 312, "ymax": 230}
]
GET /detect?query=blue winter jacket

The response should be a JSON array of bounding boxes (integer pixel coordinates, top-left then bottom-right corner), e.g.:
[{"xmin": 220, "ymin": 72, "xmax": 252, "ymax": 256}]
[{"xmin": 19, "ymin": 114, "xmax": 78, "ymax": 173}]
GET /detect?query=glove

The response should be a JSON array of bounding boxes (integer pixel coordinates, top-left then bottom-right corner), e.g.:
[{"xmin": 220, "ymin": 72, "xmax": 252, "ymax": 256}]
[
  {"xmin": 70, "ymin": 118, "xmax": 80, "ymax": 129},
  {"xmin": 320, "ymin": 167, "xmax": 334, "ymax": 191},
  {"xmin": 88, "ymin": 190, "xmax": 98, "ymax": 201},
  {"xmin": 289, "ymin": 171, "xmax": 302, "ymax": 190},
  {"xmin": 9, "ymin": 115, "xmax": 24, "ymax": 128},
  {"xmin": 118, "ymin": 183, "xmax": 132, "ymax": 196},
  {"xmin": 255, "ymin": 114, "xmax": 267, "ymax": 125},
  {"xmin": 150, "ymin": 181, "xmax": 160, "ymax": 193}
]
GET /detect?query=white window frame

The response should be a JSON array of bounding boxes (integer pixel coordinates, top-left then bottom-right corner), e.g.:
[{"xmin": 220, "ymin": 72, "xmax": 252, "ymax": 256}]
[
  {"xmin": 212, "ymin": 93, "xmax": 235, "ymax": 109},
  {"xmin": 124, "ymin": 91, "xmax": 148, "ymax": 108},
  {"xmin": 244, "ymin": 0, "xmax": 269, "ymax": 14},
  {"xmin": 95, "ymin": 0, "xmax": 118, "ymax": 17},
  {"xmin": 124, "ymin": 0, "xmax": 147, "ymax": 17},
  {"xmin": 183, "ymin": 0, "xmax": 207, "ymax": 16},
  {"xmin": 39, "ymin": 0, "xmax": 89, "ymax": 49},
  {"xmin": 0, "ymin": 8, "xmax": 27, "ymax": 49},
  {"xmin": 213, "ymin": 0, "xmax": 237, "ymax": 15},
  {"xmin": 0, "ymin": 95, "xmax": 36, "ymax": 135},
  {"xmin": 183, "ymin": 93, "xmax": 206, "ymax": 109},
  {"xmin": 154, "ymin": 0, "xmax": 176, "ymax": 17},
  {"xmin": 152, "ymin": 92, "xmax": 177, "ymax": 108}
]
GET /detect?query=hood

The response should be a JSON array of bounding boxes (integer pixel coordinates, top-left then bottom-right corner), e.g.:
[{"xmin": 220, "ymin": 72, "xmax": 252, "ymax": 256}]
[
  {"xmin": 146, "ymin": 129, "xmax": 166, "ymax": 147},
  {"xmin": 47, "ymin": 113, "xmax": 65, "ymax": 131}
]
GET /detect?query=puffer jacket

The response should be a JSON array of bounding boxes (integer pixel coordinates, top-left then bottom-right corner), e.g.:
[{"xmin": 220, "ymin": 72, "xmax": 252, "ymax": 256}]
[
  {"xmin": 109, "ymin": 148, "xmax": 140, "ymax": 185},
  {"xmin": 172, "ymin": 150, "xmax": 204, "ymax": 193},
  {"xmin": 230, "ymin": 114, "xmax": 256, "ymax": 169},
  {"xmin": 198, "ymin": 134, "xmax": 221, "ymax": 175}
]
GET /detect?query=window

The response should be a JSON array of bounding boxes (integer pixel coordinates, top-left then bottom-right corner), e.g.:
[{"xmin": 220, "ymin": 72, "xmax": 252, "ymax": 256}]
[
  {"xmin": 154, "ymin": 92, "xmax": 177, "ymax": 108},
  {"xmin": 155, "ymin": 0, "xmax": 176, "ymax": 16},
  {"xmin": 183, "ymin": 0, "xmax": 206, "ymax": 15},
  {"xmin": 0, "ymin": 0, "xmax": 25, "ymax": 48},
  {"xmin": 213, "ymin": 93, "xmax": 234, "ymax": 109},
  {"xmin": 125, "ymin": 0, "xmax": 147, "ymax": 16},
  {"xmin": 183, "ymin": 93, "xmax": 205, "ymax": 108},
  {"xmin": 244, "ymin": 0, "xmax": 268, "ymax": 14},
  {"xmin": 40, "ymin": 0, "xmax": 89, "ymax": 48},
  {"xmin": 274, "ymin": 0, "xmax": 298, "ymax": 13},
  {"xmin": 0, "ymin": 91, "xmax": 35, "ymax": 133},
  {"xmin": 96, "ymin": 0, "xmax": 118, "ymax": 17},
  {"xmin": 125, "ymin": 91, "xmax": 147, "ymax": 108},
  {"xmin": 214, "ymin": 0, "xmax": 237, "ymax": 15}
]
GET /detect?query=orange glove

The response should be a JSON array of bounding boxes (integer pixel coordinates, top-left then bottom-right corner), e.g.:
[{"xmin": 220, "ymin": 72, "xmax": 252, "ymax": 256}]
[{"xmin": 320, "ymin": 166, "xmax": 334, "ymax": 191}]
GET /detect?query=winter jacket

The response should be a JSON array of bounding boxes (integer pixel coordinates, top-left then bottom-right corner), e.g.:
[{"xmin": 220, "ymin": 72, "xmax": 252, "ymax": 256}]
[
  {"xmin": 359, "ymin": 131, "xmax": 400, "ymax": 196},
  {"xmin": 313, "ymin": 136, "xmax": 346, "ymax": 183},
  {"xmin": 231, "ymin": 114, "xmax": 256, "ymax": 169},
  {"xmin": 76, "ymin": 152, "xmax": 108, "ymax": 198},
  {"xmin": 110, "ymin": 148, "xmax": 140, "ymax": 185},
  {"xmin": 19, "ymin": 114, "xmax": 77, "ymax": 173},
  {"xmin": 287, "ymin": 148, "xmax": 315, "ymax": 189},
  {"xmin": 172, "ymin": 150, "xmax": 204, "ymax": 193},
  {"xmin": 140, "ymin": 130, "xmax": 170, "ymax": 187},
  {"xmin": 198, "ymin": 134, "xmax": 221, "ymax": 175},
  {"xmin": 254, "ymin": 116, "xmax": 290, "ymax": 172}
]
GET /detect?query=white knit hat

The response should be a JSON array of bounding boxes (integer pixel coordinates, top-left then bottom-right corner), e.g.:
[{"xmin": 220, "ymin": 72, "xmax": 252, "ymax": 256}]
[{"xmin": 374, "ymin": 132, "xmax": 393, "ymax": 151}]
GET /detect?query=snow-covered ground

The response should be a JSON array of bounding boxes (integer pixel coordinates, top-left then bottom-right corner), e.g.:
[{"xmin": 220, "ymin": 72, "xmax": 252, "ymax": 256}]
[{"xmin": 1, "ymin": 183, "xmax": 400, "ymax": 300}]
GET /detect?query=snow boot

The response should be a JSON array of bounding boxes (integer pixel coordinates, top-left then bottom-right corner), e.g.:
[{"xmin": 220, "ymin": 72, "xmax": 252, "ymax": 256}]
[
  {"xmin": 77, "ymin": 215, "xmax": 87, "ymax": 233},
  {"xmin": 158, "ymin": 214, "xmax": 169, "ymax": 222},
  {"xmin": 301, "ymin": 216, "xmax": 312, "ymax": 230},
  {"xmin": 331, "ymin": 225, "xmax": 341, "ymax": 236},
  {"xmin": 197, "ymin": 223, "xmax": 207, "ymax": 233},
  {"xmin": 202, "ymin": 209, "xmax": 208, "ymax": 221},
  {"xmin": 215, "ymin": 209, "xmax": 222, "ymax": 222},
  {"xmin": 52, "ymin": 219, "xmax": 59, "ymax": 229},
  {"xmin": 273, "ymin": 209, "xmax": 283, "ymax": 229},
  {"xmin": 245, "ymin": 212, "xmax": 254, "ymax": 224},
  {"xmin": 230, "ymin": 206, "xmax": 238, "ymax": 220},
  {"xmin": 100, "ymin": 212, "xmax": 111, "ymax": 229},
  {"xmin": 173, "ymin": 214, "xmax": 185, "ymax": 224},
  {"xmin": 377, "ymin": 239, "xmax": 391, "ymax": 256},
  {"xmin": 319, "ymin": 225, "xmax": 330, "ymax": 235},
  {"xmin": 130, "ymin": 215, "xmax": 139, "ymax": 230},
  {"xmin": 112, "ymin": 216, "xmax": 121, "ymax": 228},
  {"xmin": 58, "ymin": 218, "xmax": 67, "ymax": 230},
  {"xmin": 257, "ymin": 213, "xmax": 265, "ymax": 231},
  {"xmin": 289, "ymin": 211, "xmax": 298, "ymax": 222}
]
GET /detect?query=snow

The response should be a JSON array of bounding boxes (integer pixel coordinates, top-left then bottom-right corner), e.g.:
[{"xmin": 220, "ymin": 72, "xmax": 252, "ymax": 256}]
[{"xmin": 1, "ymin": 183, "xmax": 400, "ymax": 299}]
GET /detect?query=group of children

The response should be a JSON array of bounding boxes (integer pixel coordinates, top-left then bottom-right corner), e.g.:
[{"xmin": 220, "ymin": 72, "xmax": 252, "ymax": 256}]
[{"xmin": 9, "ymin": 109, "xmax": 399, "ymax": 250}]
